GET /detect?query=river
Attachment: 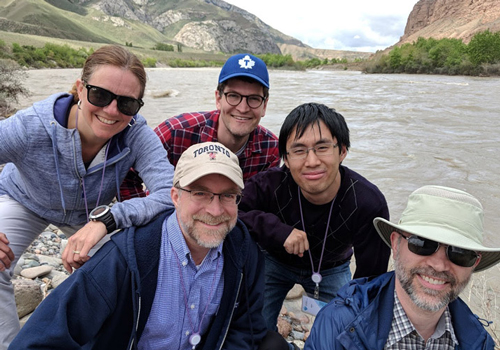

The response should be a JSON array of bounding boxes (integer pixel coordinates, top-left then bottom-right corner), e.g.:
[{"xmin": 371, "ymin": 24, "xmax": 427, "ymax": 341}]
[{"xmin": 12, "ymin": 67, "xmax": 500, "ymax": 339}]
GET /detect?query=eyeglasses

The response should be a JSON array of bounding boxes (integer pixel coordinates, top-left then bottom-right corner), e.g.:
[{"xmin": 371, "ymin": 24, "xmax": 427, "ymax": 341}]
[
  {"xmin": 178, "ymin": 188, "xmax": 242, "ymax": 205},
  {"xmin": 397, "ymin": 231, "xmax": 480, "ymax": 268},
  {"xmin": 84, "ymin": 83, "xmax": 144, "ymax": 116},
  {"xmin": 286, "ymin": 143, "xmax": 338, "ymax": 160},
  {"xmin": 223, "ymin": 92, "xmax": 266, "ymax": 109}
]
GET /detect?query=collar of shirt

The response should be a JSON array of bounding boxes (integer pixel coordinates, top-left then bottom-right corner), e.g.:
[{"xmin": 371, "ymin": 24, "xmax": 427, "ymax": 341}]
[{"xmin": 385, "ymin": 290, "xmax": 458, "ymax": 349}]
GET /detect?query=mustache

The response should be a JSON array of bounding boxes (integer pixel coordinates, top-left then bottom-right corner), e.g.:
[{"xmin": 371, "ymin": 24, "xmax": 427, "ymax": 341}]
[{"xmin": 192, "ymin": 214, "xmax": 232, "ymax": 225}]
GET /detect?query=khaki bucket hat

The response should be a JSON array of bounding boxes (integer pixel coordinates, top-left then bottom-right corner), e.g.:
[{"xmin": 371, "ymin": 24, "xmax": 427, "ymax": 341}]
[{"xmin": 373, "ymin": 185, "xmax": 500, "ymax": 272}]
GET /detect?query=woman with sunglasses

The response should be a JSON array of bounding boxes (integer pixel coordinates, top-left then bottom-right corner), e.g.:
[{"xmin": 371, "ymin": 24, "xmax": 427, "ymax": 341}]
[{"xmin": 0, "ymin": 45, "xmax": 174, "ymax": 349}]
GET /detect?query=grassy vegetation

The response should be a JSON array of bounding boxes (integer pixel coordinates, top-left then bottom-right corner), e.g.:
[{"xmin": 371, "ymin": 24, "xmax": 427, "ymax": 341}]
[
  {"xmin": 364, "ymin": 30, "xmax": 500, "ymax": 76},
  {"xmin": 0, "ymin": 32, "xmax": 366, "ymax": 71}
]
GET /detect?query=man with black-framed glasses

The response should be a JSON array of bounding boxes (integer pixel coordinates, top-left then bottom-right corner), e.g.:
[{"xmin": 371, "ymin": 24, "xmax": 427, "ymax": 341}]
[
  {"xmin": 238, "ymin": 102, "xmax": 390, "ymax": 344},
  {"xmin": 305, "ymin": 185, "xmax": 500, "ymax": 350},
  {"xmin": 119, "ymin": 53, "xmax": 279, "ymax": 200}
]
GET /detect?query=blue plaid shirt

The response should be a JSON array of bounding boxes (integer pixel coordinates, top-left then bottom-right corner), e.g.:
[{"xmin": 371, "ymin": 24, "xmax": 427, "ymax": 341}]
[
  {"xmin": 138, "ymin": 213, "xmax": 224, "ymax": 350},
  {"xmin": 385, "ymin": 290, "xmax": 458, "ymax": 350}
]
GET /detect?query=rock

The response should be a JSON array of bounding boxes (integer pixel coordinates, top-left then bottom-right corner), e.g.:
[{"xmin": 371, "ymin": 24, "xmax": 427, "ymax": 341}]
[
  {"xmin": 277, "ymin": 317, "xmax": 292, "ymax": 338},
  {"xmin": 173, "ymin": 20, "xmax": 280, "ymax": 54},
  {"xmin": 19, "ymin": 312, "xmax": 32, "ymax": 328},
  {"xmin": 286, "ymin": 284, "xmax": 305, "ymax": 300},
  {"xmin": 14, "ymin": 257, "xmax": 24, "ymax": 276},
  {"xmin": 49, "ymin": 271, "xmax": 69, "ymax": 288},
  {"xmin": 280, "ymin": 305, "xmax": 288, "ymax": 316},
  {"xmin": 40, "ymin": 231, "xmax": 56, "ymax": 239},
  {"xmin": 293, "ymin": 340, "xmax": 305, "ymax": 349},
  {"xmin": 22, "ymin": 259, "xmax": 40, "ymax": 268},
  {"xmin": 60, "ymin": 239, "xmax": 68, "ymax": 254},
  {"xmin": 36, "ymin": 255, "xmax": 62, "ymax": 267},
  {"xmin": 13, "ymin": 279, "xmax": 43, "ymax": 318},
  {"xmin": 20, "ymin": 265, "xmax": 53, "ymax": 279},
  {"xmin": 291, "ymin": 330, "xmax": 304, "ymax": 341},
  {"xmin": 400, "ymin": 0, "xmax": 500, "ymax": 46},
  {"xmin": 304, "ymin": 330, "xmax": 310, "ymax": 341}
]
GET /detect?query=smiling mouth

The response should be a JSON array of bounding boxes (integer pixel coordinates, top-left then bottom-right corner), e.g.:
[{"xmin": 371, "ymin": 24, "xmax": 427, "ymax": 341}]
[
  {"xmin": 96, "ymin": 115, "xmax": 118, "ymax": 125},
  {"xmin": 233, "ymin": 115, "xmax": 251, "ymax": 121},
  {"xmin": 420, "ymin": 274, "xmax": 446, "ymax": 285}
]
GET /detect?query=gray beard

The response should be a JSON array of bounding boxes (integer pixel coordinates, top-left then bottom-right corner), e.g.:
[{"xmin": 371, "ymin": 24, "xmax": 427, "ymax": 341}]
[
  {"xmin": 394, "ymin": 250, "xmax": 471, "ymax": 312},
  {"xmin": 181, "ymin": 213, "xmax": 235, "ymax": 249}
]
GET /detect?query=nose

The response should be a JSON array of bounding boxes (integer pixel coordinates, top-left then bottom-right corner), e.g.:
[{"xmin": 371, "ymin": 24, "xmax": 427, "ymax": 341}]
[
  {"xmin": 102, "ymin": 98, "xmax": 121, "ymax": 116},
  {"xmin": 304, "ymin": 148, "xmax": 321, "ymax": 167},
  {"xmin": 236, "ymin": 97, "xmax": 251, "ymax": 112},
  {"xmin": 205, "ymin": 196, "xmax": 226, "ymax": 217},
  {"xmin": 425, "ymin": 245, "xmax": 451, "ymax": 271}
]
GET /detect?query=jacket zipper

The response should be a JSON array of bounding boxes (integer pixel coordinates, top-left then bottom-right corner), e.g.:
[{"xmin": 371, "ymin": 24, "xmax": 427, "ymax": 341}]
[
  {"xmin": 217, "ymin": 272, "xmax": 243, "ymax": 350},
  {"xmin": 128, "ymin": 295, "xmax": 142, "ymax": 350}
]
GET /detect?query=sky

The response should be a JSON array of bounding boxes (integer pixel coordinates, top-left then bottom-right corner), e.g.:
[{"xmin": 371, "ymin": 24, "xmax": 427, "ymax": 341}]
[{"xmin": 224, "ymin": 0, "xmax": 419, "ymax": 53}]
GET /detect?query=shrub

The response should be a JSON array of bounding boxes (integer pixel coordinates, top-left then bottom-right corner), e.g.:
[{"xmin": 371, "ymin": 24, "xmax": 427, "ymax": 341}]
[
  {"xmin": 142, "ymin": 57, "xmax": 157, "ymax": 67},
  {"xmin": 467, "ymin": 30, "xmax": 500, "ymax": 65},
  {"xmin": 0, "ymin": 59, "xmax": 30, "ymax": 116},
  {"xmin": 153, "ymin": 43, "xmax": 174, "ymax": 52}
]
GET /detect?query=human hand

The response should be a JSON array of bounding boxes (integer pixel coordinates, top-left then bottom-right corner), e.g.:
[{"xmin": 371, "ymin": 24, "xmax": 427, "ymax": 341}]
[
  {"xmin": 283, "ymin": 228, "xmax": 309, "ymax": 258},
  {"xmin": 62, "ymin": 221, "xmax": 107, "ymax": 273},
  {"xmin": 0, "ymin": 232, "xmax": 15, "ymax": 272}
]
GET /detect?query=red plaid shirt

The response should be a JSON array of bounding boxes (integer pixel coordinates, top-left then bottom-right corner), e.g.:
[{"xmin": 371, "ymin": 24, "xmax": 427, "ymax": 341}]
[{"xmin": 119, "ymin": 110, "xmax": 280, "ymax": 200}]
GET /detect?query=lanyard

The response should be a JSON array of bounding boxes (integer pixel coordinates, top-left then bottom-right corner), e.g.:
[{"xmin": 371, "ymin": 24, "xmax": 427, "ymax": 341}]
[
  {"xmin": 75, "ymin": 106, "xmax": 110, "ymax": 221},
  {"xmin": 297, "ymin": 186, "xmax": 335, "ymax": 299},
  {"xmin": 175, "ymin": 252, "xmax": 221, "ymax": 349}
]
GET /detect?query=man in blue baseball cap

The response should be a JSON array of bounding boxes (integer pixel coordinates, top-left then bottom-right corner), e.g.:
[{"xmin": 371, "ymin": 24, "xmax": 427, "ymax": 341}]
[{"xmin": 119, "ymin": 53, "xmax": 279, "ymax": 200}]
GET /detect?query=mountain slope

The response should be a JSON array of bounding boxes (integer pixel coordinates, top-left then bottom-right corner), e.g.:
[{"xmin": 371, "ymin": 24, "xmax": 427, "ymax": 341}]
[
  {"xmin": 0, "ymin": 0, "xmax": 372, "ymax": 59},
  {"xmin": 0, "ymin": 0, "xmax": 298, "ymax": 53},
  {"xmin": 399, "ymin": 0, "xmax": 500, "ymax": 45}
]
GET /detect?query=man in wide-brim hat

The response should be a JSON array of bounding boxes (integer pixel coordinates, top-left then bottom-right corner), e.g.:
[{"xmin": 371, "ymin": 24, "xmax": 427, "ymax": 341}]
[{"xmin": 305, "ymin": 185, "xmax": 500, "ymax": 350}]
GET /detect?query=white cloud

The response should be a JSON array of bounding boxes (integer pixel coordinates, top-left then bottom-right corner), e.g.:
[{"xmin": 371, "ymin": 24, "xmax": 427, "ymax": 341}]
[{"xmin": 225, "ymin": 0, "xmax": 418, "ymax": 52}]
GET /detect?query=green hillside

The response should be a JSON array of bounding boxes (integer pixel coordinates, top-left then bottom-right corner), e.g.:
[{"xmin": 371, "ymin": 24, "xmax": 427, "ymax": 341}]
[{"xmin": 0, "ymin": 0, "xmax": 178, "ymax": 48}]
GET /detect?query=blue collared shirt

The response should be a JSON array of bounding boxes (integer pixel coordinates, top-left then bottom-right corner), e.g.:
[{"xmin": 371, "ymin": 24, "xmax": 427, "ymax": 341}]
[{"xmin": 138, "ymin": 212, "xmax": 224, "ymax": 350}]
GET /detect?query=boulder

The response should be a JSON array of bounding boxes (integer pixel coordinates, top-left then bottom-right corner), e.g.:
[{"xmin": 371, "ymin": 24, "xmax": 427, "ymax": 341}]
[
  {"xmin": 20, "ymin": 265, "xmax": 53, "ymax": 279},
  {"xmin": 13, "ymin": 279, "xmax": 43, "ymax": 318}
]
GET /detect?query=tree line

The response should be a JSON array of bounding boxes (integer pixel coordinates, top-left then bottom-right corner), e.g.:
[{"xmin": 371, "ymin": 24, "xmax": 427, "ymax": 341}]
[{"xmin": 365, "ymin": 30, "xmax": 500, "ymax": 75}]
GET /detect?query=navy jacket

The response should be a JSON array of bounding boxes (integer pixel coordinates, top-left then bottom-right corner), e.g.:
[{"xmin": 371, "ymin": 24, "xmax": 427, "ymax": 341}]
[
  {"xmin": 239, "ymin": 165, "xmax": 390, "ymax": 278},
  {"xmin": 304, "ymin": 272, "xmax": 495, "ymax": 350},
  {"xmin": 9, "ymin": 211, "xmax": 267, "ymax": 350}
]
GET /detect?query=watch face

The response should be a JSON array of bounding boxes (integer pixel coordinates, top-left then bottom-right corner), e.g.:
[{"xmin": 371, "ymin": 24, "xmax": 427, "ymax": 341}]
[{"xmin": 92, "ymin": 207, "xmax": 107, "ymax": 216}]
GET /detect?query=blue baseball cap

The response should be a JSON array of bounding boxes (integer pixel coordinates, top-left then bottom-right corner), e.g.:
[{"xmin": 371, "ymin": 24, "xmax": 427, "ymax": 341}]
[{"xmin": 218, "ymin": 53, "xmax": 270, "ymax": 88}]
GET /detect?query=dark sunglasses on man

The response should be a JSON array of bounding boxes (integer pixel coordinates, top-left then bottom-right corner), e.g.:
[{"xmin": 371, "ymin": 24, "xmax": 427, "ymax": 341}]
[
  {"xmin": 84, "ymin": 82, "xmax": 144, "ymax": 116},
  {"xmin": 397, "ymin": 231, "xmax": 480, "ymax": 268}
]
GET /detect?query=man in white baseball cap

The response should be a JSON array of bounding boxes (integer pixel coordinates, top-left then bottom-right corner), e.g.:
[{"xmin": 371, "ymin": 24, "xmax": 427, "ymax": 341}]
[
  {"xmin": 10, "ymin": 142, "xmax": 271, "ymax": 350},
  {"xmin": 305, "ymin": 185, "xmax": 500, "ymax": 350}
]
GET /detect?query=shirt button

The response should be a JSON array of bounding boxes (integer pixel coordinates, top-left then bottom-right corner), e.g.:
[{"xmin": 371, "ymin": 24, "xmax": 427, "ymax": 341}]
[
  {"xmin": 190, "ymin": 304, "xmax": 195, "ymax": 309},
  {"xmin": 182, "ymin": 261, "xmax": 187, "ymax": 266},
  {"xmin": 185, "ymin": 331, "xmax": 190, "ymax": 336}
]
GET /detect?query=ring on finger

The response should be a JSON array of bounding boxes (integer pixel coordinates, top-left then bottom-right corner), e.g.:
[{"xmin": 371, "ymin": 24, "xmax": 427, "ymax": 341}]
[{"xmin": 73, "ymin": 250, "xmax": 80, "ymax": 254}]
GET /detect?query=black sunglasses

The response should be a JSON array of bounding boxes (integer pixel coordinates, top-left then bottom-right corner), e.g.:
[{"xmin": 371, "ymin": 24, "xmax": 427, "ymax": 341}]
[
  {"xmin": 84, "ymin": 83, "xmax": 144, "ymax": 116},
  {"xmin": 397, "ymin": 231, "xmax": 480, "ymax": 268}
]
